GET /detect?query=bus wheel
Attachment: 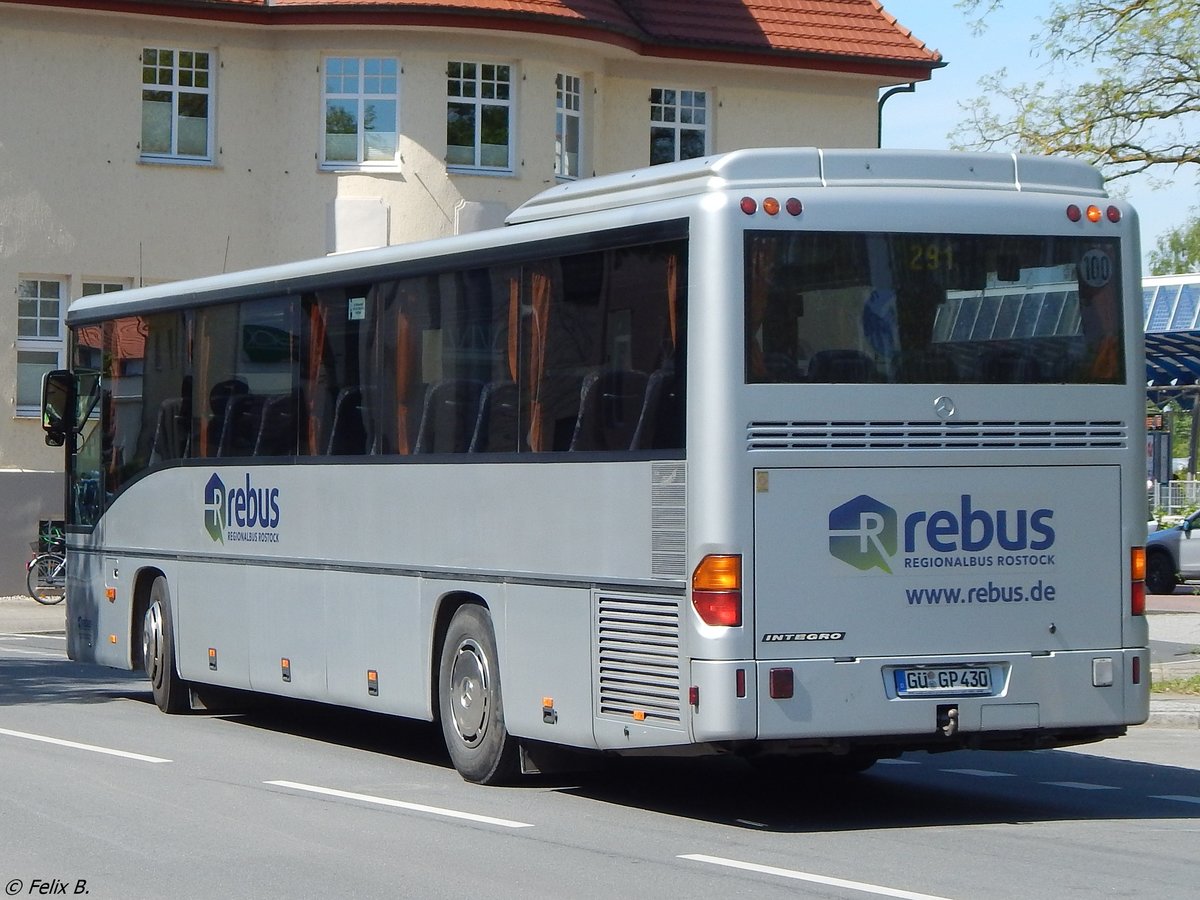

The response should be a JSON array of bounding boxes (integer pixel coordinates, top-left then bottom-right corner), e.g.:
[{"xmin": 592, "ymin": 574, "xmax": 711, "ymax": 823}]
[
  {"xmin": 143, "ymin": 576, "xmax": 190, "ymax": 714},
  {"xmin": 438, "ymin": 605, "xmax": 518, "ymax": 784},
  {"xmin": 1145, "ymin": 550, "xmax": 1178, "ymax": 596}
]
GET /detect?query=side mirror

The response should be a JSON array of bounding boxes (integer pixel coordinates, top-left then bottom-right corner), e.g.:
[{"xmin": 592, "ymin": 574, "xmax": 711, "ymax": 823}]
[{"xmin": 41, "ymin": 370, "xmax": 74, "ymax": 447}]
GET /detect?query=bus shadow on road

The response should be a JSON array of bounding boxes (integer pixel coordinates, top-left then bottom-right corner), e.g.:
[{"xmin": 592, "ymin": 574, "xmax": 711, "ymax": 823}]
[
  {"xmin": 176, "ymin": 691, "xmax": 455, "ymax": 771},
  {"xmin": 0, "ymin": 657, "xmax": 146, "ymax": 706},
  {"xmin": 140, "ymin": 685, "xmax": 1200, "ymax": 832},
  {"xmin": 556, "ymin": 749, "xmax": 1200, "ymax": 832},
  {"xmin": 10, "ymin": 653, "xmax": 1198, "ymax": 833}
]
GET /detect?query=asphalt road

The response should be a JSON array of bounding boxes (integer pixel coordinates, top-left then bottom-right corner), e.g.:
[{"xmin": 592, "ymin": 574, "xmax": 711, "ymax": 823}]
[{"xmin": 2, "ymin": 625, "xmax": 1199, "ymax": 900}]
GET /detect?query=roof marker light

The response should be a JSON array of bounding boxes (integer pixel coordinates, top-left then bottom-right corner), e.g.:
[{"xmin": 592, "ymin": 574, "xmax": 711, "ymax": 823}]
[
  {"xmin": 1086, "ymin": 204, "xmax": 1102, "ymax": 223},
  {"xmin": 740, "ymin": 196, "xmax": 757, "ymax": 215},
  {"xmin": 762, "ymin": 197, "xmax": 781, "ymax": 216}
]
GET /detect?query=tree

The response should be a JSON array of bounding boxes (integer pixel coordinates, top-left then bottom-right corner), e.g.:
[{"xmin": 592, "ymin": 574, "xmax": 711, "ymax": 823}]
[
  {"xmin": 952, "ymin": 1, "xmax": 1199, "ymax": 183},
  {"xmin": 1149, "ymin": 212, "xmax": 1200, "ymax": 275}
]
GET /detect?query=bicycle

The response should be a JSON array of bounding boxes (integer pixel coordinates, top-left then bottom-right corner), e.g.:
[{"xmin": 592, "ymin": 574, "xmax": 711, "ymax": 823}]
[{"xmin": 26, "ymin": 541, "xmax": 66, "ymax": 605}]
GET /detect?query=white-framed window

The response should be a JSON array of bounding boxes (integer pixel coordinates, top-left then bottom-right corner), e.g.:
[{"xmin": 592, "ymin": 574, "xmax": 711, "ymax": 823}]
[
  {"xmin": 322, "ymin": 56, "xmax": 400, "ymax": 168},
  {"xmin": 446, "ymin": 61, "xmax": 514, "ymax": 172},
  {"xmin": 141, "ymin": 47, "xmax": 215, "ymax": 163},
  {"xmin": 82, "ymin": 280, "xmax": 128, "ymax": 299},
  {"xmin": 555, "ymin": 73, "xmax": 583, "ymax": 180},
  {"xmin": 16, "ymin": 278, "xmax": 66, "ymax": 415},
  {"xmin": 649, "ymin": 87, "xmax": 709, "ymax": 166}
]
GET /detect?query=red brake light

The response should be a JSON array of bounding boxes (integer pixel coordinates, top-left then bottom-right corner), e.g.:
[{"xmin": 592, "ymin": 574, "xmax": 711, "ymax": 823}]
[
  {"xmin": 1066, "ymin": 204, "xmax": 1082, "ymax": 222},
  {"xmin": 786, "ymin": 198, "xmax": 803, "ymax": 216},
  {"xmin": 740, "ymin": 197, "xmax": 757, "ymax": 215},
  {"xmin": 1106, "ymin": 205, "xmax": 1121, "ymax": 223}
]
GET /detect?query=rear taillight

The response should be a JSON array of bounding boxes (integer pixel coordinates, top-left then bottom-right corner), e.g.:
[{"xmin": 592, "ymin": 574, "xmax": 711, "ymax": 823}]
[
  {"xmin": 1131, "ymin": 547, "xmax": 1146, "ymax": 616},
  {"xmin": 691, "ymin": 554, "xmax": 742, "ymax": 627}
]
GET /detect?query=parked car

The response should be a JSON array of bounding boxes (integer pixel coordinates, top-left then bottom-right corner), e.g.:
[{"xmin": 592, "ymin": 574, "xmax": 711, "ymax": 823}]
[{"xmin": 1145, "ymin": 510, "xmax": 1200, "ymax": 594}]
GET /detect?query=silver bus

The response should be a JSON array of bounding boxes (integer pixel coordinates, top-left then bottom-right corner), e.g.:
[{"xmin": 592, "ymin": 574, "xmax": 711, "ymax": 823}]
[{"xmin": 42, "ymin": 148, "xmax": 1149, "ymax": 783}]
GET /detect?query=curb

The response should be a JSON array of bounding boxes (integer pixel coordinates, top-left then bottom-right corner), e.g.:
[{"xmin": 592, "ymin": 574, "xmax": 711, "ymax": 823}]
[{"xmin": 1145, "ymin": 699, "xmax": 1200, "ymax": 729}]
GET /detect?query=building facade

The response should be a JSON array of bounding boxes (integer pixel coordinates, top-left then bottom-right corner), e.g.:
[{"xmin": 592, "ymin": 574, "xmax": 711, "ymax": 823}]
[{"xmin": 0, "ymin": 0, "xmax": 938, "ymax": 573}]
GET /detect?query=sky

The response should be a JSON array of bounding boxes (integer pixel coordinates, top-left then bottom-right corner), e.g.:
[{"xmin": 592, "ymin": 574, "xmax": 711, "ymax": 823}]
[{"xmin": 878, "ymin": 0, "xmax": 1196, "ymax": 271}]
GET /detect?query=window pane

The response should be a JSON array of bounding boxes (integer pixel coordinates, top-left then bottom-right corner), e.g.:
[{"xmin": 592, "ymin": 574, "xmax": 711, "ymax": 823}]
[
  {"xmin": 745, "ymin": 232, "xmax": 1124, "ymax": 385},
  {"xmin": 177, "ymin": 93, "xmax": 209, "ymax": 156},
  {"xmin": 679, "ymin": 128, "xmax": 706, "ymax": 160},
  {"xmin": 650, "ymin": 127, "xmax": 676, "ymax": 165},
  {"xmin": 561, "ymin": 116, "xmax": 580, "ymax": 176},
  {"xmin": 142, "ymin": 94, "xmax": 172, "ymax": 153},
  {"xmin": 17, "ymin": 350, "xmax": 59, "ymax": 409},
  {"xmin": 364, "ymin": 99, "xmax": 397, "ymax": 161},
  {"xmin": 447, "ymin": 102, "xmax": 476, "ymax": 164},
  {"xmin": 480, "ymin": 105, "xmax": 510, "ymax": 168}
]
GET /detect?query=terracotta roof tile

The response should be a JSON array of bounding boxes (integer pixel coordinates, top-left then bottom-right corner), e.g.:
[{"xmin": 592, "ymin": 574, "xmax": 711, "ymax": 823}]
[
  {"xmin": 15, "ymin": 1, "xmax": 939, "ymax": 72},
  {"xmin": 274, "ymin": 0, "xmax": 939, "ymax": 66},
  {"xmin": 613, "ymin": 0, "xmax": 938, "ymax": 63}
]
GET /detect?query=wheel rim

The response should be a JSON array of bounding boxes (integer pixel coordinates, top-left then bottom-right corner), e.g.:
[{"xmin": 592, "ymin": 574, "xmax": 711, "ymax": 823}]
[
  {"xmin": 144, "ymin": 602, "xmax": 165, "ymax": 687},
  {"xmin": 448, "ymin": 639, "xmax": 489, "ymax": 747}
]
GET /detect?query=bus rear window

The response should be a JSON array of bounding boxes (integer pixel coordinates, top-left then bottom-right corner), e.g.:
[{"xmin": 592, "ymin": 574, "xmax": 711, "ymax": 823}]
[{"xmin": 745, "ymin": 232, "xmax": 1124, "ymax": 385}]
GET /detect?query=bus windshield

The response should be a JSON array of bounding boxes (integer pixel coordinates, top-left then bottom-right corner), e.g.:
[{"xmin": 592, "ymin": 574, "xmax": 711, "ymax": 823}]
[{"xmin": 745, "ymin": 232, "xmax": 1124, "ymax": 385}]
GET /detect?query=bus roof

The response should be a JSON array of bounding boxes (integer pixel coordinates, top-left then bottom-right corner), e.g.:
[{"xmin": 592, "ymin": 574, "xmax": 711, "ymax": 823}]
[{"xmin": 506, "ymin": 147, "xmax": 1108, "ymax": 225}]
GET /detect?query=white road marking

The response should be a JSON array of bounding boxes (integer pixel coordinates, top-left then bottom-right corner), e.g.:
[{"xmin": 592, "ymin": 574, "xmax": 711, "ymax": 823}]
[
  {"xmin": 265, "ymin": 780, "xmax": 534, "ymax": 828},
  {"xmin": 941, "ymin": 768, "xmax": 1015, "ymax": 778},
  {"xmin": 1150, "ymin": 795, "xmax": 1200, "ymax": 805},
  {"xmin": 0, "ymin": 647, "xmax": 60, "ymax": 657},
  {"xmin": 0, "ymin": 727, "xmax": 171, "ymax": 763},
  {"xmin": 876, "ymin": 758, "xmax": 919, "ymax": 766},
  {"xmin": 1041, "ymin": 781, "xmax": 1119, "ymax": 791},
  {"xmin": 0, "ymin": 633, "xmax": 66, "ymax": 640},
  {"xmin": 680, "ymin": 854, "xmax": 955, "ymax": 900}
]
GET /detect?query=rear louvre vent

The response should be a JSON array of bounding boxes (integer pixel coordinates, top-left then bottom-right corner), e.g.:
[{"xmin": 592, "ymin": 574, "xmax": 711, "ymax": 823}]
[
  {"xmin": 651, "ymin": 462, "xmax": 686, "ymax": 578},
  {"xmin": 747, "ymin": 420, "xmax": 1128, "ymax": 451},
  {"xmin": 596, "ymin": 594, "xmax": 682, "ymax": 727}
]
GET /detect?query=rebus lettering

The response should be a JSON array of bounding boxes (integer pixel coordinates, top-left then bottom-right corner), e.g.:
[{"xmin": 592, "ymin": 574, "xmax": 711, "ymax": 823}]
[
  {"xmin": 226, "ymin": 473, "xmax": 281, "ymax": 529},
  {"xmin": 903, "ymin": 495, "xmax": 1054, "ymax": 554}
]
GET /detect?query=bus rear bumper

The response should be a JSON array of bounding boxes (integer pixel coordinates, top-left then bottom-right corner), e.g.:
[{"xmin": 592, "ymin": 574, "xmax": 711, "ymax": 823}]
[{"xmin": 690, "ymin": 649, "xmax": 1149, "ymax": 746}]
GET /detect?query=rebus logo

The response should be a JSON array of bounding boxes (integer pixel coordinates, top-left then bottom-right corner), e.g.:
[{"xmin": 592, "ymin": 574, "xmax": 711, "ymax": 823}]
[
  {"xmin": 829, "ymin": 495, "xmax": 897, "ymax": 574},
  {"xmin": 203, "ymin": 472, "xmax": 282, "ymax": 544},
  {"xmin": 204, "ymin": 473, "xmax": 226, "ymax": 543},
  {"xmin": 827, "ymin": 493, "xmax": 1056, "ymax": 574}
]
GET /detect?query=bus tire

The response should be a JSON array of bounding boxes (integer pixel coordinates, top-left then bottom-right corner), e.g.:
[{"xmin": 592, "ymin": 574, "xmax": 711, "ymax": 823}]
[
  {"xmin": 1145, "ymin": 549, "xmax": 1178, "ymax": 596},
  {"xmin": 143, "ymin": 576, "xmax": 190, "ymax": 714},
  {"xmin": 438, "ymin": 604, "xmax": 518, "ymax": 784}
]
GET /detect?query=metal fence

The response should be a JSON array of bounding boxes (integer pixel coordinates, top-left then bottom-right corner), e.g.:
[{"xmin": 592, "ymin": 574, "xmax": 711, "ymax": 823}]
[{"xmin": 1151, "ymin": 481, "xmax": 1200, "ymax": 518}]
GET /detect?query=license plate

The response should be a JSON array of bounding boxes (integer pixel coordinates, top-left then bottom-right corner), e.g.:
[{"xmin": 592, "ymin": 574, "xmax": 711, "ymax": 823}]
[{"xmin": 894, "ymin": 666, "xmax": 992, "ymax": 696}]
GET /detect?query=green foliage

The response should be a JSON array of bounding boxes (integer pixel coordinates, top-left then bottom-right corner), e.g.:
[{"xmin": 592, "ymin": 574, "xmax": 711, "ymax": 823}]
[
  {"xmin": 1149, "ymin": 211, "xmax": 1200, "ymax": 275},
  {"xmin": 952, "ymin": 1, "xmax": 1200, "ymax": 184},
  {"xmin": 1151, "ymin": 672, "xmax": 1200, "ymax": 695}
]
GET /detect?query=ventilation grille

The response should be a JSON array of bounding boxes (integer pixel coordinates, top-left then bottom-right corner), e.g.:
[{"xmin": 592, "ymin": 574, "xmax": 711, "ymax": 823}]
[
  {"xmin": 747, "ymin": 420, "xmax": 1128, "ymax": 451},
  {"xmin": 597, "ymin": 594, "xmax": 682, "ymax": 726},
  {"xmin": 651, "ymin": 462, "xmax": 686, "ymax": 578}
]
